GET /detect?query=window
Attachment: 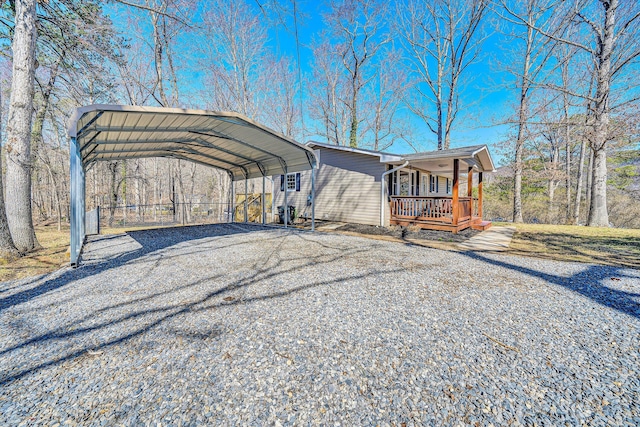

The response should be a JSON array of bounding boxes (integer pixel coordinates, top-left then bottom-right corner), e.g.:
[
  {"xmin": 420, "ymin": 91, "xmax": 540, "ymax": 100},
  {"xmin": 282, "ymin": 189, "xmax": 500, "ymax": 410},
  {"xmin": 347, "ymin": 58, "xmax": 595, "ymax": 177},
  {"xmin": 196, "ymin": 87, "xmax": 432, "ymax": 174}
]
[
  {"xmin": 280, "ymin": 173, "xmax": 301, "ymax": 192},
  {"xmin": 287, "ymin": 173, "xmax": 297, "ymax": 191},
  {"xmin": 446, "ymin": 178, "xmax": 452, "ymax": 194},
  {"xmin": 429, "ymin": 175, "xmax": 438, "ymax": 193}
]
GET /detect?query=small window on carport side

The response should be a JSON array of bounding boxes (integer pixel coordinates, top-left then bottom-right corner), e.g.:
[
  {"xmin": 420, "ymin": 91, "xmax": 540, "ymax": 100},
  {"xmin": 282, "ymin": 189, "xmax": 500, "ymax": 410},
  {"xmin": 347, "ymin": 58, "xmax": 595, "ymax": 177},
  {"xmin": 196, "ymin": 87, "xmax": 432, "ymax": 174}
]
[{"xmin": 280, "ymin": 173, "xmax": 301, "ymax": 192}]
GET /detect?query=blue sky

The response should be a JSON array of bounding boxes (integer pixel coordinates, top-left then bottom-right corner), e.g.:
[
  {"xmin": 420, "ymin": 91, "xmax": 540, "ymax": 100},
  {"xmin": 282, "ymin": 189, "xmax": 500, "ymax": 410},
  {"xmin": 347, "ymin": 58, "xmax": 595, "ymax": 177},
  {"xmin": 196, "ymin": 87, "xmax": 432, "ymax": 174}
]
[{"xmin": 106, "ymin": 1, "xmax": 515, "ymax": 163}]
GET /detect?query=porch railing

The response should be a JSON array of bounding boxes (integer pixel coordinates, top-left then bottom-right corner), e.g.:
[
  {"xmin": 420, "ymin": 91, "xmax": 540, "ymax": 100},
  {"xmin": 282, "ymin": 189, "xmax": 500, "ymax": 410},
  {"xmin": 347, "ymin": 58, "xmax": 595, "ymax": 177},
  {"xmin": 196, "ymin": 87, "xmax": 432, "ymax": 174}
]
[{"xmin": 390, "ymin": 196, "xmax": 478, "ymax": 224}]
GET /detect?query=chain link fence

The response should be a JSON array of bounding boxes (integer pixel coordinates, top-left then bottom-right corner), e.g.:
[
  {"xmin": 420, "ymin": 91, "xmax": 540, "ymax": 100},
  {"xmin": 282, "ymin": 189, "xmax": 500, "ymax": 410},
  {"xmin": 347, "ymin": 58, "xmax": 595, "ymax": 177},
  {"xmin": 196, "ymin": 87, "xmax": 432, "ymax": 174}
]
[{"xmin": 100, "ymin": 197, "xmax": 274, "ymax": 230}]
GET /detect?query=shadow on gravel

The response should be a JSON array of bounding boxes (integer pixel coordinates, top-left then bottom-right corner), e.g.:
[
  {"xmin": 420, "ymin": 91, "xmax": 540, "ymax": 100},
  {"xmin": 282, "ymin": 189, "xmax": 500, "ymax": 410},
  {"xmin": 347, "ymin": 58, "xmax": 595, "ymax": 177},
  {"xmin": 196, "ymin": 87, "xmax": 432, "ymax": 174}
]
[
  {"xmin": 0, "ymin": 225, "xmax": 397, "ymax": 386},
  {"xmin": 0, "ymin": 223, "xmax": 274, "ymax": 313},
  {"xmin": 460, "ymin": 251, "xmax": 640, "ymax": 320}
]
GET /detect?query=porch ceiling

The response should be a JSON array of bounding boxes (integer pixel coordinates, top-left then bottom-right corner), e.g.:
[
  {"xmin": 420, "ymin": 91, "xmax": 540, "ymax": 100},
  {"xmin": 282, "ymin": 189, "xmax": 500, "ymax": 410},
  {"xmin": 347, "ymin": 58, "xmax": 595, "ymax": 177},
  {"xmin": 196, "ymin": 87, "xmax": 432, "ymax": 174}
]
[{"xmin": 400, "ymin": 158, "xmax": 473, "ymax": 178}]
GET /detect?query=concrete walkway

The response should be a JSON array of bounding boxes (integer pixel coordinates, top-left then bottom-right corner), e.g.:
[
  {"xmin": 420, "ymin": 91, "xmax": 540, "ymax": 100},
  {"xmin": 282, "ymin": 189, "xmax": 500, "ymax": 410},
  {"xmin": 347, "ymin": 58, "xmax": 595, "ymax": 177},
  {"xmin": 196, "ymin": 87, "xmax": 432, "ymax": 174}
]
[{"xmin": 457, "ymin": 225, "xmax": 516, "ymax": 251}]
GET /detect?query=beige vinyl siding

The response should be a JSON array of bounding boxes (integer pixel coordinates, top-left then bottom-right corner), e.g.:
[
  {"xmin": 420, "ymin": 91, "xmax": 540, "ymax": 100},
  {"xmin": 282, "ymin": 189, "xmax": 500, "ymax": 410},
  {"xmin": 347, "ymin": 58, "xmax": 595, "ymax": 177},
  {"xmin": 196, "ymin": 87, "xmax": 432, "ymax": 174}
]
[{"xmin": 274, "ymin": 147, "xmax": 386, "ymax": 225}]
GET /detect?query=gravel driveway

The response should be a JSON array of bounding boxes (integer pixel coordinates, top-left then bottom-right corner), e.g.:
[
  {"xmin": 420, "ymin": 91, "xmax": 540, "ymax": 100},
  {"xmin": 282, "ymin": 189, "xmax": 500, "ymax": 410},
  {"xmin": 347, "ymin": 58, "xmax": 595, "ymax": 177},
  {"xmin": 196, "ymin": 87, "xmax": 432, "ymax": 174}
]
[{"xmin": 1, "ymin": 223, "xmax": 639, "ymax": 426}]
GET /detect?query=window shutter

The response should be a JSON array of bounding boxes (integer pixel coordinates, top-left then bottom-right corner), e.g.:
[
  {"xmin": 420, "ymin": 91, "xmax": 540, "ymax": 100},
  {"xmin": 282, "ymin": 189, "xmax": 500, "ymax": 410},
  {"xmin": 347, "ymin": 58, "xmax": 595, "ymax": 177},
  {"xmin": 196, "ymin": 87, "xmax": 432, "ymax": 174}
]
[
  {"xmin": 280, "ymin": 175, "xmax": 284, "ymax": 191},
  {"xmin": 295, "ymin": 173, "xmax": 301, "ymax": 191},
  {"xmin": 416, "ymin": 172, "xmax": 420, "ymax": 196}
]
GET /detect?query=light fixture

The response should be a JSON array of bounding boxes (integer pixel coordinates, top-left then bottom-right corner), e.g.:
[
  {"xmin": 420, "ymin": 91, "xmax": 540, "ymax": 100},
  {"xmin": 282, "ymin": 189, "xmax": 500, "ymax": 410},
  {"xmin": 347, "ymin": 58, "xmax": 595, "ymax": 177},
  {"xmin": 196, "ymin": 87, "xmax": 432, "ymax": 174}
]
[{"xmin": 438, "ymin": 163, "xmax": 447, "ymax": 167}]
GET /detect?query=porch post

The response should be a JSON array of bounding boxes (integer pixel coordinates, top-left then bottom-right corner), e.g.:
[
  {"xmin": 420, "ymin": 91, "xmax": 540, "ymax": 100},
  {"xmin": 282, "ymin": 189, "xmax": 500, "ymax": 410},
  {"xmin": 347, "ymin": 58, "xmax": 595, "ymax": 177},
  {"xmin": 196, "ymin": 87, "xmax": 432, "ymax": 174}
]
[
  {"xmin": 452, "ymin": 159, "xmax": 459, "ymax": 226},
  {"xmin": 467, "ymin": 167, "xmax": 473, "ymax": 198},
  {"xmin": 311, "ymin": 164, "xmax": 316, "ymax": 232},
  {"xmin": 478, "ymin": 172, "xmax": 483, "ymax": 219}
]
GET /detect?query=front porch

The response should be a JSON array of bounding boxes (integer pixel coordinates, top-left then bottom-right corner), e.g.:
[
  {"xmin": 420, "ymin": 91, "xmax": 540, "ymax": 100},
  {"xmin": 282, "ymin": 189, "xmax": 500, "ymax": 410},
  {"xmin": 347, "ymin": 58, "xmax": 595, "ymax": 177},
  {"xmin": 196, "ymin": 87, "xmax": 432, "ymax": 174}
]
[
  {"xmin": 390, "ymin": 196, "xmax": 489, "ymax": 232},
  {"xmin": 387, "ymin": 156, "xmax": 492, "ymax": 233}
]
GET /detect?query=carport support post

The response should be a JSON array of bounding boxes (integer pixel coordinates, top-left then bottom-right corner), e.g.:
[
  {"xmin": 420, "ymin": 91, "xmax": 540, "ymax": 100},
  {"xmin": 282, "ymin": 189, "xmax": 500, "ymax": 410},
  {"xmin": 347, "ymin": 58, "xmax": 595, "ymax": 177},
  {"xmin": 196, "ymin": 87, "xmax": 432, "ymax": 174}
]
[
  {"xmin": 284, "ymin": 173, "xmax": 288, "ymax": 229},
  {"xmin": 271, "ymin": 177, "xmax": 276, "ymax": 223},
  {"xmin": 311, "ymin": 164, "xmax": 316, "ymax": 232},
  {"xmin": 69, "ymin": 136, "xmax": 85, "ymax": 267},
  {"xmin": 244, "ymin": 176, "xmax": 248, "ymax": 223},
  {"xmin": 262, "ymin": 175, "xmax": 266, "ymax": 224},
  {"xmin": 231, "ymin": 180, "xmax": 235, "ymax": 223}
]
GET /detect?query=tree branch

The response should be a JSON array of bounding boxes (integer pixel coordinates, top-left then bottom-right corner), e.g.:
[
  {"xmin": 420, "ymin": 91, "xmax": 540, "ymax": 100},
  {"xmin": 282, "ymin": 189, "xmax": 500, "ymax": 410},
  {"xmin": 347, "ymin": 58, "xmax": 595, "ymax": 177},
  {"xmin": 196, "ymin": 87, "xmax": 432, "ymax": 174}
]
[{"xmin": 110, "ymin": 0, "xmax": 192, "ymax": 27}]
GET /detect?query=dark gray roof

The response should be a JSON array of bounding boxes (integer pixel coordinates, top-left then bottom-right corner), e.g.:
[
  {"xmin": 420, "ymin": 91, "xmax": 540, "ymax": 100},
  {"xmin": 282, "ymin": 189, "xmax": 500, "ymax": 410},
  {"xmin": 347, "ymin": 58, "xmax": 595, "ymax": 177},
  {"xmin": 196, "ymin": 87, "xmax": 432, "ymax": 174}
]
[
  {"xmin": 401, "ymin": 145, "xmax": 487, "ymax": 160},
  {"xmin": 306, "ymin": 141, "xmax": 401, "ymax": 159},
  {"xmin": 307, "ymin": 141, "xmax": 495, "ymax": 172}
]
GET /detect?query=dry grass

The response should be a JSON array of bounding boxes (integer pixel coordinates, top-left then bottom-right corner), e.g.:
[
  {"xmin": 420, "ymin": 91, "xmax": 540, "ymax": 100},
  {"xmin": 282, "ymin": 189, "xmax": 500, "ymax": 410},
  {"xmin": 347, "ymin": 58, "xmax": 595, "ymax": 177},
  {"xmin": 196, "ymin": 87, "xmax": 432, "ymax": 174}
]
[
  {"xmin": 0, "ymin": 225, "xmax": 71, "ymax": 282},
  {"xmin": 499, "ymin": 222, "xmax": 640, "ymax": 269},
  {"xmin": 0, "ymin": 223, "xmax": 177, "ymax": 283},
  {"xmin": 2, "ymin": 221, "xmax": 638, "ymax": 283}
]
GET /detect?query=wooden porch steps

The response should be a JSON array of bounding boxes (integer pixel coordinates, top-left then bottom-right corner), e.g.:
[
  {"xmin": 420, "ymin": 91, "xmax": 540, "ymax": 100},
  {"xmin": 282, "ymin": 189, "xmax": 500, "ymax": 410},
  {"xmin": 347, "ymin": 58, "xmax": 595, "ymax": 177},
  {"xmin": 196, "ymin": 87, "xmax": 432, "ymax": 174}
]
[{"xmin": 471, "ymin": 220, "xmax": 492, "ymax": 231}]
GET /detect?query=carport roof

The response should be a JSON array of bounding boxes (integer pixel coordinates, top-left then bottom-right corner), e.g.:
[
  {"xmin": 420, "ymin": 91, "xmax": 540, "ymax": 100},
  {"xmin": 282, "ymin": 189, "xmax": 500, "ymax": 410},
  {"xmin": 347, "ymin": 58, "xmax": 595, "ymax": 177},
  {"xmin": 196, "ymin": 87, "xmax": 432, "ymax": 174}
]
[{"xmin": 67, "ymin": 105, "xmax": 316, "ymax": 181}]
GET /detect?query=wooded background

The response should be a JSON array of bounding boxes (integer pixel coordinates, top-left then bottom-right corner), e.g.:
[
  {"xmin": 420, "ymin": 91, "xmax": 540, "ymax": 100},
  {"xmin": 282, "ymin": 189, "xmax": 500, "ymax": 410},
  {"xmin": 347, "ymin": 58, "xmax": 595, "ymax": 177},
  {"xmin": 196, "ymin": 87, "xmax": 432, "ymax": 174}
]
[{"xmin": 0, "ymin": 0, "xmax": 639, "ymax": 259}]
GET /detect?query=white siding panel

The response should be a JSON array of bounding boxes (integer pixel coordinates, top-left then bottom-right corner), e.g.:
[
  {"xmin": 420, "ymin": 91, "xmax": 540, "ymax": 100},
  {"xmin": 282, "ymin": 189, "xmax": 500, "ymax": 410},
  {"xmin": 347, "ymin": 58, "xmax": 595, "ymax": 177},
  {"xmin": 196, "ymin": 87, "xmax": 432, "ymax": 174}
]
[{"xmin": 274, "ymin": 147, "xmax": 386, "ymax": 225}]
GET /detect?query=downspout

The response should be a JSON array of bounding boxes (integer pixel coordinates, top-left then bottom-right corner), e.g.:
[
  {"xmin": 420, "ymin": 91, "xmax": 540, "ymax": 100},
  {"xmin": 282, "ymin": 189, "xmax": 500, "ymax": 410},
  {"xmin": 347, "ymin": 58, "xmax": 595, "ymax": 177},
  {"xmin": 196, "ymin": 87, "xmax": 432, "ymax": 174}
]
[{"xmin": 380, "ymin": 161, "xmax": 409, "ymax": 227}]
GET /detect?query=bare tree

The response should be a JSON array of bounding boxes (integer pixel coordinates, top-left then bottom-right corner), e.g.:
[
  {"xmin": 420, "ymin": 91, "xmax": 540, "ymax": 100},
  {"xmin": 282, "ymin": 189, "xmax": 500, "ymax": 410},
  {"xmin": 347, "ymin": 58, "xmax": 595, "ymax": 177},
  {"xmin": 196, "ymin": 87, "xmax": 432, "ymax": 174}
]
[
  {"xmin": 5, "ymin": 0, "xmax": 39, "ymax": 253},
  {"xmin": 505, "ymin": 0, "xmax": 640, "ymax": 226},
  {"xmin": 308, "ymin": 35, "xmax": 351, "ymax": 145},
  {"xmin": 495, "ymin": 0, "xmax": 561, "ymax": 222},
  {"xmin": 361, "ymin": 48, "xmax": 412, "ymax": 151},
  {"xmin": 201, "ymin": 0, "xmax": 268, "ymax": 117},
  {"xmin": 325, "ymin": 0, "xmax": 389, "ymax": 148},
  {"xmin": 398, "ymin": 0, "xmax": 487, "ymax": 150}
]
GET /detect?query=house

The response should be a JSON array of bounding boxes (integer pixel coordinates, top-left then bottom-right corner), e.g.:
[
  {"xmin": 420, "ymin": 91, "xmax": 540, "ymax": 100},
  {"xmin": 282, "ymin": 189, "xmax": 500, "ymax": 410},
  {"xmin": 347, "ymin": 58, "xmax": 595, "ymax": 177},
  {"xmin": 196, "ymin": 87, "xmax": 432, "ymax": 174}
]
[{"xmin": 273, "ymin": 141, "xmax": 496, "ymax": 233}]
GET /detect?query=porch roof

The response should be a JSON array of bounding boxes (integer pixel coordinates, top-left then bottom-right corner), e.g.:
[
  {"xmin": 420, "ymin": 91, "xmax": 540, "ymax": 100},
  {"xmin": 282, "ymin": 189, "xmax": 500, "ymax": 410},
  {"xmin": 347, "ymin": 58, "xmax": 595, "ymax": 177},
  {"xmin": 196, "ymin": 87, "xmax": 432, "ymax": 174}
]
[
  {"xmin": 392, "ymin": 145, "xmax": 495, "ymax": 176},
  {"xmin": 307, "ymin": 141, "xmax": 495, "ymax": 176}
]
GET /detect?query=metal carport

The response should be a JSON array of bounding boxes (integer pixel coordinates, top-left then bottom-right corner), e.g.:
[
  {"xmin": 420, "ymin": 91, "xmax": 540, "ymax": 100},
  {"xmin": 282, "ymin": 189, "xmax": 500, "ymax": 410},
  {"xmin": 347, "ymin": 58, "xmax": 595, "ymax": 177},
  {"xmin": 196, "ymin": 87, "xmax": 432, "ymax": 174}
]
[{"xmin": 67, "ymin": 104, "xmax": 317, "ymax": 266}]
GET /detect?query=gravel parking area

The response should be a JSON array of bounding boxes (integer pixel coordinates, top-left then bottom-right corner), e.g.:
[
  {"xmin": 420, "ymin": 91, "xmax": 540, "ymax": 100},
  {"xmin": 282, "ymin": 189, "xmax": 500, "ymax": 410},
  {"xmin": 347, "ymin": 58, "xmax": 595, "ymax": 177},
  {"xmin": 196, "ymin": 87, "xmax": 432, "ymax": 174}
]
[{"xmin": 1, "ymin": 223, "xmax": 639, "ymax": 426}]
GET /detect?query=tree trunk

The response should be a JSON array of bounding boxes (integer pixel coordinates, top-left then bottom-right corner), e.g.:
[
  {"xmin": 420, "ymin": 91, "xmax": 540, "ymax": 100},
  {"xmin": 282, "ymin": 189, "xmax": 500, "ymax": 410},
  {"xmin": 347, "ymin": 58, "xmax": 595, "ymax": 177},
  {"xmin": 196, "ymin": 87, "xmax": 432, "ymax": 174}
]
[
  {"xmin": 587, "ymin": 148, "xmax": 608, "ymax": 227},
  {"xmin": 108, "ymin": 161, "xmax": 119, "ymax": 226},
  {"xmin": 512, "ymin": 19, "xmax": 533, "ymax": 224},
  {"xmin": 562, "ymin": 69, "xmax": 571, "ymax": 223},
  {"xmin": 548, "ymin": 180, "xmax": 557, "ymax": 223},
  {"xmin": 348, "ymin": 83, "xmax": 358, "ymax": 148},
  {"xmin": 0, "ymin": 155, "xmax": 19, "ymax": 259},
  {"xmin": 547, "ymin": 143, "xmax": 560, "ymax": 223},
  {"xmin": 134, "ymin": 159, "xmax": 141, "ymax": 221},
  {"xmin": 587, "ymin": 0, "xmax": 617, "ymax": 227},
  {"xmin": 152, "ymin": 9, "xmax": 169, "ymax": 107},
  {"xmin": 573, "ymin": 134, "xmax": 587, "ymax": 224},
  {"xmin": 585, "ymin": 147, "xmax": 593, "ymax": 219},
  {"xmin": 0, "ymin": 90, "xmax": 19, "ymax": 259},
  {"xmin": 513, "ymin": 119, "xmax": 525, "ymax": 224},
  {"xmin": 5, "ymin": 0, "xmax": 39, "ymax": 253}
]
